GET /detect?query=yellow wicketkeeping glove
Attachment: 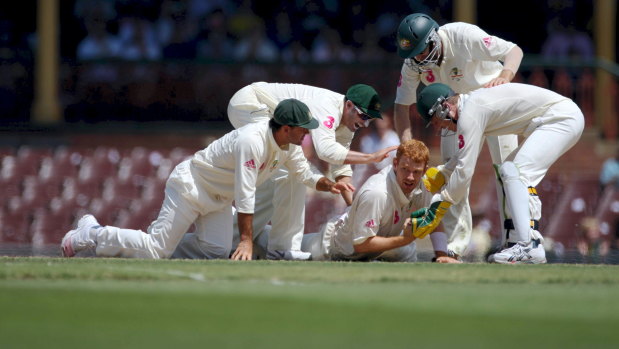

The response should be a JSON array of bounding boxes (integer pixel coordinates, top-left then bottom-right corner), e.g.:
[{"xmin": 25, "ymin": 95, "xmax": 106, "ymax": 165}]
[
  {"xmin": 411, "ymin": 196, "xmax": 451, "ymax": 239},
  {"xmin": 422, "ymin": 167, "xmax": 445, "ymax": 193}
]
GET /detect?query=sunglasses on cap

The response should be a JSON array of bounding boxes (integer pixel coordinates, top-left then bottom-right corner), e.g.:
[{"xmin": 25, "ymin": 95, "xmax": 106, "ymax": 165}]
[{"xmin": 353, "ymin": 105, "xmax": 372, "ymax": 121}]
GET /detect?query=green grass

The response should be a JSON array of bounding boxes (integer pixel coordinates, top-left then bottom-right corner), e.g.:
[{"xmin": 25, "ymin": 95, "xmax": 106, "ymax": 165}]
[{"xmin": 1, "ymin": 257, "xmax": 618, "ymax": 348}]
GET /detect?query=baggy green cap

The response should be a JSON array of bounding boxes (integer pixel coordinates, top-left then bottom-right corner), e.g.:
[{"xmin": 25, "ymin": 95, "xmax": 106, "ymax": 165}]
[
  {"xmin": 345, "ymin": 84, "xmax": 382, "ymax": 119},
  {"xmin": 273, "ymin": 99, "xmax": 319, "ymax": 129}
]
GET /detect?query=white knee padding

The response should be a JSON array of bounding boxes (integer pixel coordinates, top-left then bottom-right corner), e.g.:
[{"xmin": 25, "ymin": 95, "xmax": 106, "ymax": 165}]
[
  {"xmin": 498, "ymin": 161, "xmax": 532, "ymax": 243},
  {"xmin": 499, "ymin": 161, "xmax": 520, "ymax": 181}
]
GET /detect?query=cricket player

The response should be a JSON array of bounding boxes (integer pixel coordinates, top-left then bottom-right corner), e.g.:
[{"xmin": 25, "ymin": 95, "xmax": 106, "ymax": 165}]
[
  {"xmin": 226, "ymin": 82, "xmax": 397, "ymax": 260},
  {"xmin": 394, "ymin": 13, "xmax": 524, "ymax": 258},
  {"xmin": 413, "ymin": 83, "xmax": 584, "ymax": 264},
  {"xmin": 301, "ymin": 139, "xmax": 460, "ymax": 263},
  {"xmin": 61, "ymin": 99, "xmax": 353, "ymax": 260}
]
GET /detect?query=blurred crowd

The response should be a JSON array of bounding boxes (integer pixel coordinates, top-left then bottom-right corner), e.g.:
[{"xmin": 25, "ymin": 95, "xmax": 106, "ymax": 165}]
[{"xmin": 0, "ymin": 0, "xmax": 598, "ymax": 124}]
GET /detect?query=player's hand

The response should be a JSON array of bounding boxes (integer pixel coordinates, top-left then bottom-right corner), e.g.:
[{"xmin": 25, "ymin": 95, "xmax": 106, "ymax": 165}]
[
  {"xmin": 330, "ymin": 181, "xmax": 355, "ymax": 195},
  {"xmin": 410, "ymin": 195, "xmax": 451, "ymax": 239},
  {"xmin": 435, "ymin": 256, "xmax": 463, "ymax": 264},
  {"xmin": 422, "ymin": 167, "xmax": 445, "ymax": 193},
  {"xmin": 231, "ymin": 240, "xmax": 253, "ymax": 261},
  {"xmin": 484, "ymin": 76, "xmax": 509, "ymax": 88},
  {"xmin": 371, "ymin": 145, "xmax": 398, "ymax": 163}
]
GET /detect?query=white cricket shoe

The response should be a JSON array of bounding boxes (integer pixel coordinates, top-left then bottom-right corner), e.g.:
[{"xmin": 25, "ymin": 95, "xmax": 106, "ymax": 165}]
[
  {"xmin": 488, "ymin": 239, "xmax": 546, "ymax": 264},
  {"xmin": 267, "ymin": 250, "xmax": 312, "ymax": 261},
  {"xmin": 61, "ymin": 214, "xmax": 100, "ymax": 257}
]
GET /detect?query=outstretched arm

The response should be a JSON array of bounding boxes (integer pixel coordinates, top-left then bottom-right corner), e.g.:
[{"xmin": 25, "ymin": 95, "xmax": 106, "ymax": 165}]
[{"xmin": 343, "ymin": 145, "xmax": 398, "ymax": 165}]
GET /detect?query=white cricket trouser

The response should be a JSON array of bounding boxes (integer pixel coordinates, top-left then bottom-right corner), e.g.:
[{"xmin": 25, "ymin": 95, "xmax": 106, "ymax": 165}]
[
  {"xmin": 228, "ymin": 85, "xmax": 307, "ymax": 253},
  {"xmin": 505, "ymin": 99, "xmax": 584, "ymax": 241},
  {"xmin": 441, "ymin": 132, "xmax": 518, "ymax": 255},
  {"xmin": 486, "ymin": 134, "xmax": 519, "ymax": 246},
  {"xmin": 94, "ymin": 160, "xmax": 233, "ymax": 259}
]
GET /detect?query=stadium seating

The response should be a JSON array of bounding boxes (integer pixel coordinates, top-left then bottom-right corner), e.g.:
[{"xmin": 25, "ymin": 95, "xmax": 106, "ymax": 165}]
[{"xmin": 0, "ymin": 145, "xmax": 193, "ymax": 246}]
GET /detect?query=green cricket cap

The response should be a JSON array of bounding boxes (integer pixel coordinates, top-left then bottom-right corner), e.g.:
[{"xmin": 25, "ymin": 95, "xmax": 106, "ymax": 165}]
[
  {"xmin": 273, "ymin": 99, "xmax": 319, "ymax": 129},
  {"xmin": 345, "ymin": 84, "xmax": 382, "ymax": 119}
]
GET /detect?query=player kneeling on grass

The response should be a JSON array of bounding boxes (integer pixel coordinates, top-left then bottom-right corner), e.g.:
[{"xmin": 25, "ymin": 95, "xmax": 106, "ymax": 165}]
[
  {"xmin": 61, "ymin": 99, "xmax": 354, "ymax": 261},
  {"xmin": 301, "ymin": 139, "xmax": 460, "ymax": 263},
  {"xmin": 413, "ymin": 83, "xmax": 584, "ymax": 264}
]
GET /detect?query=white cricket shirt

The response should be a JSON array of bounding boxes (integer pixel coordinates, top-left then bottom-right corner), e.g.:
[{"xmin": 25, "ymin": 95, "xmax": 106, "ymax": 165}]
[
  {"xmin": 441, "ymin": 83, "xmax": 570, "ymax": 205},
  {"xmin": 190, "ymin": 121, "xmax": 322, "ymax": 214},
  {"xmin": 251, "ymin": 82, "xmax": 354, "ymax": 178},
  {"xmin": 331, "ymin": 165, "xmax": 433, "ymax": 259},
  {"xmin": 395, "ymin": 22, "xmax": 516, "ymax": 105}
]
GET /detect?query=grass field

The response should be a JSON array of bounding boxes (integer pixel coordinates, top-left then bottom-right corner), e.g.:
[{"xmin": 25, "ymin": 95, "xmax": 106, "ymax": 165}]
[{"xmin": 1, "ymin": 257, "xmax": 618, "ymax": 349}]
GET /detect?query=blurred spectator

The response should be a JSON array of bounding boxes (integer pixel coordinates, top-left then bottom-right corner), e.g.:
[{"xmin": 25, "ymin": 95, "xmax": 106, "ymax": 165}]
[
  {"xmin": 76, "ymin": 16, "xmax": 121, "ymax": 61},
  {"xmin": 599, "ymin": 148, "xmax": 619, "ymax": 190},
  {"xmin": 117, "ymin": 17, "xmax": 161, "ymax": 61},
  {"xmin": 541, "ymin": 2, "xmax": 594, "ymax": 61},
  {"xmin": 0, "ymin": 19, "xmax": 31, "ymax": 122},
  {"xmin": 227, "ymin": 0, "xmax": 260, "ymax": 40},
  {"xmin": 310, "ymin": 27, "xmax": 353, "ymax": 63},
  {"xmin": 353, "ymin": 114, "xmax": 399, "ymax": 187},
  {"xmin": 360, "ymin": 115, "xmax": 399, "ymax": 170},
  {"xmin": 576, "ymin": 217, "xmax": 610, "ymax": 263},
  {"xmin": 234, "ymin": 19, "xmax": 278, "ymax": 62},
  {"xmin": 195, "ymin": 8, "xmax": 235, "ymax": 61},
  {"xmin": 161, "ymin": 5, "xmax": 199, "ymax": 60},
  {"xmin": 357, "ymin": 24, "xmax": 387, "ymax": 63}
]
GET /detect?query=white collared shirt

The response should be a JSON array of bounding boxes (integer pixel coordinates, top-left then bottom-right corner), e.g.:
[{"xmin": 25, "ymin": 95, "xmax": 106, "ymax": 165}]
[
  {"xmin": 191, "ymin": 121, "xmax": 322, "ymax": 213},
  {"xmin": 331, "ymin": 165, "xmax": 433, "ymax": 259},
  {"xmin": 395, "ymin": 22, "xmax": 516, "ymax": 106}
]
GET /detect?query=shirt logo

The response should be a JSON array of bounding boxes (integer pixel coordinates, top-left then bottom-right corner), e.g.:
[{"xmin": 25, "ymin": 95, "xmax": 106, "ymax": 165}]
[
  {"xmin": 393, "ymin": 210, "xmax": 400, "ymax": 224},
  {"xmin": 323, "ymin": 116, "xmax": 335, "ymax": 129},
  {"xmin": 483, "ymin": 37, "xmax": 493, "ymax": 48},
  {"xmin": 269, "ymin": 159, "xmax": 279, "ymax": 171},
  {"xmin": 458, "ymin": 135, "xmax": 465, "ymax": 149},
  {"xmin": 365, "ymin": 219, "xmax": 376, "ymax": 228},
  {"xmin": 243, "ymin": 159, "xmax": 256, "ymax": 169},
  {"xmin": 450, "ymin": 67, "xmax": 463, "ymax": 81}
]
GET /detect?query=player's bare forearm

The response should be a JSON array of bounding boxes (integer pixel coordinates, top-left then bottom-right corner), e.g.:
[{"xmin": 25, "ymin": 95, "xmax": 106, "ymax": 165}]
[
  {"xmin": 485, "ymin": 46, "xmax": 523, "ymax": 87},
  {"xmin": 232, "ymin": 212, "xmax": 253, "ymax": 260},
  {"xmin": 343, "ymin": 146, "xmax": 398, "ymax": 165},
  {"xmin": 316, "ymin": 177, "xmax": 355, "ymax": 195},
  {"xmin": 353, "ymin": 235, "xmax": 415, "ymax": 254},
  {"xmin": 335, "ymin": 175, "xmax": 354, "ymax": 206},
  {"xmin": 394, "ymin": 103, "xmax": 412, "ymax": 141}
]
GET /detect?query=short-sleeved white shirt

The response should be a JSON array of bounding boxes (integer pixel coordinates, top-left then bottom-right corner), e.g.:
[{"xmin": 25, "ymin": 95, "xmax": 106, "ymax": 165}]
[
  {"xmin": 190, "ymin": 121, "xmax": 322, "ymax": 214},
  {"xmin": 330, "ymin": 165, "xmax": 433, "ymax": 260},
  {"xmin": 395, "ymin": 22, "xmax": 516, "ymax": 106}
]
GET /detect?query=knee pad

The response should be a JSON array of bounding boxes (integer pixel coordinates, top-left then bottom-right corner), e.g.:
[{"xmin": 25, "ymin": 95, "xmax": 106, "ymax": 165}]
[{"xmin": 498, "ymin": 161, "xmax": 520, "ymax": 181}]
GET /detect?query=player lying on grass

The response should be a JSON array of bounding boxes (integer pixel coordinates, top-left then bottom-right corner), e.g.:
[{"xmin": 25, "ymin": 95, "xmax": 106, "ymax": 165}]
[
  {"xmin": 301, "ymin": 139, "xmax": 460, "ymax": 263},
  {"xmin": 412, "ymin": 83, "xmax": 584, "ymax": 264},
  {"xmin": 61, "ymin": 99, "xmax": 354, "ymax": 261},
  {"xmin": 227, "ymin": 82, "xmax": 396, "ymax": 260}
]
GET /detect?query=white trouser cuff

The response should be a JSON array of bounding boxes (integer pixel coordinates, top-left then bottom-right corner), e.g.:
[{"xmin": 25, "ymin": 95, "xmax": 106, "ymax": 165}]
[{"xmin": 430, "ymin": 231, "xmax": 448, "ymax": 253}]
